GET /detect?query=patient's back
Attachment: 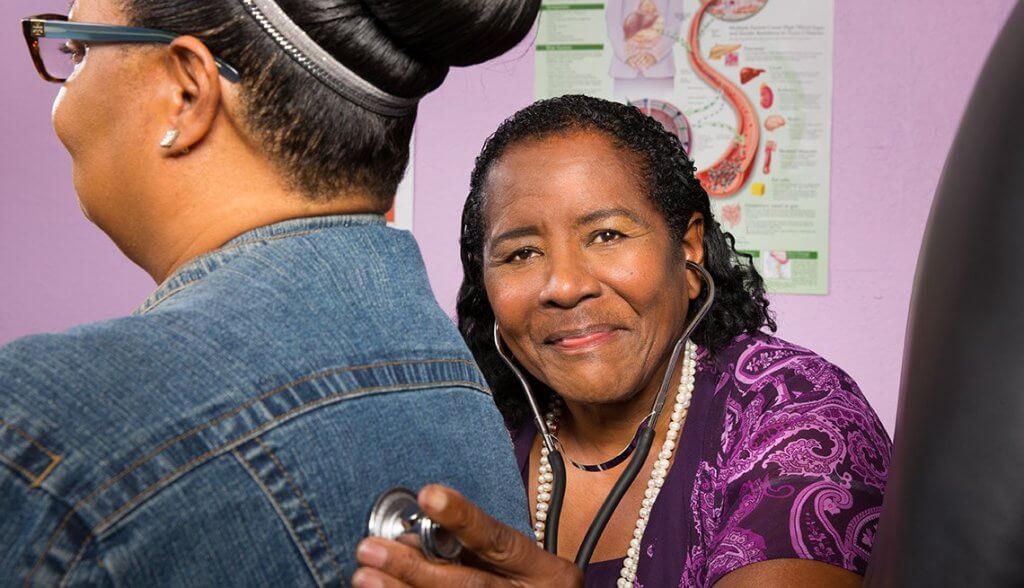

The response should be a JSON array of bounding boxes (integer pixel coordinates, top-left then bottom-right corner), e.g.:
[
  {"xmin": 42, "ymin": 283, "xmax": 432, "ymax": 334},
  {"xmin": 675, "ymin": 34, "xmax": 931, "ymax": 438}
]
[{"xmin": 0, "ymin": 215, "xmax": 529, "ymax": 586}]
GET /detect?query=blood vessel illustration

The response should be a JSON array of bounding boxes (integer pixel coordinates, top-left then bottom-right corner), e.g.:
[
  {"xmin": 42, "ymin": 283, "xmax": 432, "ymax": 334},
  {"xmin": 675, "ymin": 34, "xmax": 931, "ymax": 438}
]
[{"xmin": 687, "ymin": 0, "xmax": 760, "ymax": 197}]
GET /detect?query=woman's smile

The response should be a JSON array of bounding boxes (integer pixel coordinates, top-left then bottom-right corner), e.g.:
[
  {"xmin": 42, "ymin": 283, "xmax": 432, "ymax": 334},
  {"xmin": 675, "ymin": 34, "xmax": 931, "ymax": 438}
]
[{"xmin": 544, "ymin": 324, "xmax": 626, "ymax": 353}]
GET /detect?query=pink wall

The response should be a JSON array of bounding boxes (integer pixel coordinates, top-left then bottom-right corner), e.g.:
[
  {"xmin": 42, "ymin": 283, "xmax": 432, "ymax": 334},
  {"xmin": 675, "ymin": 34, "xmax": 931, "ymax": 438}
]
[{"xmin": 1, "ymin": 0, "xmax": 1017, "ymax": 434}]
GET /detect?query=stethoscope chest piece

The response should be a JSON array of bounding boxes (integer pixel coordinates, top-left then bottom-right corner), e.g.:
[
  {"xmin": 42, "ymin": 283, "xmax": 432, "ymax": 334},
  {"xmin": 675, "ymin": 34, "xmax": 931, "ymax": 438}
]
[{"xmin": 367, "ymin": 487, "xmax": 462, "ymax": 562}]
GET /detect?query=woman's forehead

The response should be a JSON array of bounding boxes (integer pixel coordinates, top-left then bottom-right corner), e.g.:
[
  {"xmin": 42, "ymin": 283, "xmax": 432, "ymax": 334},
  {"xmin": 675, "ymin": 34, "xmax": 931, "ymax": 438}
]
[{"xmin": 482, "ymin": 130, "xmax": 649, "ymax": 226}]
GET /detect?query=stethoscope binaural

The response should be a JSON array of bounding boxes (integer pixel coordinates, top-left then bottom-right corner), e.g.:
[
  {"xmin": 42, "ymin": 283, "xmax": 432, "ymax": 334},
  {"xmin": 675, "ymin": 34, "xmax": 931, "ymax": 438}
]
[
  {"xmin": 367, "ymin": 261, "xmax": 715, "ymax": 571},
  {"xmin": 493, "ymin": 260, "xmax": 716, "ymax": 569}
]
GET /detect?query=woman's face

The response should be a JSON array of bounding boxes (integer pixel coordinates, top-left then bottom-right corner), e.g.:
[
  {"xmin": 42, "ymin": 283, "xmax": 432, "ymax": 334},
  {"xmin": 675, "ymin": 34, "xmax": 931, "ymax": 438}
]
[
  {"xmin": 482, "ymin": 130, "xmax": 703, "ymax": 407},
  {"xmin": 52, "ymin": 0, "xmax": 156, "ymax": 228}
]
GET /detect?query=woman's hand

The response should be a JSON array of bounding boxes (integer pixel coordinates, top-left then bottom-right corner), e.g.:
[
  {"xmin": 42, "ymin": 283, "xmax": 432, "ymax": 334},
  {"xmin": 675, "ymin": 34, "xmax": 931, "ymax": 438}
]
[{"xmin": 353, "ymin": 484, "xmax": 583, "ymax": 588}]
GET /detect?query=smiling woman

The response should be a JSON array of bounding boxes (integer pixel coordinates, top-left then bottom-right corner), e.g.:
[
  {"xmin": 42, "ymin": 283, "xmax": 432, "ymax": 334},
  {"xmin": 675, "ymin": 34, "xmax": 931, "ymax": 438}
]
[{"xmin": 353, "ymin": 96, "xmax": 893, "ymax": 588}]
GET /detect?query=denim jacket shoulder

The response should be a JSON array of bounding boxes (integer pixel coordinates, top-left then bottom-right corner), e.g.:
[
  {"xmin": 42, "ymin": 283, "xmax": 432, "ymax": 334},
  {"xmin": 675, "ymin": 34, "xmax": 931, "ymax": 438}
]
[{"xmin": 0, "ymin": 216, "xmax": 528, "ymax": 586}]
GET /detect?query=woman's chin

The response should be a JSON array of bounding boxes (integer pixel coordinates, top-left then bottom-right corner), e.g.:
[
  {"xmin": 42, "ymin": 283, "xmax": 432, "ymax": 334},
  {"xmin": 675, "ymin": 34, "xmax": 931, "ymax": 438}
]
[{"xmin": 546, "ymin": 377, "xmax": 646, "ymax": 408}]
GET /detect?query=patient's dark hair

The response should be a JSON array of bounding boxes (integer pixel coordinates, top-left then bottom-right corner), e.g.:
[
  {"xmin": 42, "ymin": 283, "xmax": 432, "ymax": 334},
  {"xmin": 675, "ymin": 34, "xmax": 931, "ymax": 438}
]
[
  {"xmin": 122, "ymin": 0, "xmax": 540, "ymax": 202},
  {"xmin": 457, "ymin": 95, "xmax": 776, "ymax": 426}
]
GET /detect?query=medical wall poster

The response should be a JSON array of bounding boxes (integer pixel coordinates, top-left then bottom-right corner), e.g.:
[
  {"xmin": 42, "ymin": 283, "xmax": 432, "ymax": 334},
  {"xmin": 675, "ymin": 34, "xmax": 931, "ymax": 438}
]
[
  {"xmin": 387, "ymin": 134, "xmax": 415, "ymax": 231},
  {"xmin": 535, "ymin": 0, "xmax": 834, "ymax": 294}
]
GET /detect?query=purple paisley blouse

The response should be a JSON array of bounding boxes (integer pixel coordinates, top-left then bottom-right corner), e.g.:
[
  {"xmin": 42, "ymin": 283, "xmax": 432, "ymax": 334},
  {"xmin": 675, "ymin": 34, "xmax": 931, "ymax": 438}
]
[{"xmin": 512, "ymin": 333, "xmax": 892, "ymax": 587}]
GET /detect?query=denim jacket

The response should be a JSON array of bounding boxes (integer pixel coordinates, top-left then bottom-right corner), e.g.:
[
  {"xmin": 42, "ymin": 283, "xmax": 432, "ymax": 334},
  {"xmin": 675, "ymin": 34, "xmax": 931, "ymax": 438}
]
[{"xmin": 0, "ymin": 215, "xmax": 529, "ymax": 586}]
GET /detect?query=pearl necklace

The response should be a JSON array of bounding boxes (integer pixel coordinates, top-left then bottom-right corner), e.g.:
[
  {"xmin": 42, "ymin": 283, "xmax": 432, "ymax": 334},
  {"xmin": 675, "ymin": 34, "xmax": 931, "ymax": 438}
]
[{"xmin": 532, "ymin": 341, "xmax": 697, "ymax": 587}]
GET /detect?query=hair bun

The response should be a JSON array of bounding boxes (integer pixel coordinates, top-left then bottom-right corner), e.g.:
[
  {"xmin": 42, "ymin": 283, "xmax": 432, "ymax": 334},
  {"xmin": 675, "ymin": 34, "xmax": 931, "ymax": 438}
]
[{"xmin": 362, "ymin": 0, "xmax": 540, "ymax": 67}]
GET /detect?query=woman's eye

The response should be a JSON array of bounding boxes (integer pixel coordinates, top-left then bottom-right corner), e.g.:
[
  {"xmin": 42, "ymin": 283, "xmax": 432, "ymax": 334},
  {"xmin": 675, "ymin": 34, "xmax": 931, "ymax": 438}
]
[
  {"xmin": 592, "ymin": 230, "xmax": 624, "ymax": 244},
  {"xmin": 59, "ymin": 42, "xmax": 86, "ymax": 64},
  {"xmin": 505, "ymin": 248, "xmax": 539, "ymax": 263}
]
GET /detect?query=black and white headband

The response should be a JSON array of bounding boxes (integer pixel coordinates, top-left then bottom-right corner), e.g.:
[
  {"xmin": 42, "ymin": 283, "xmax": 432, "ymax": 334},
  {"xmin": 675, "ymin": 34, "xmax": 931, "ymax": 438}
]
[{"xmin": 238, "ymin": 0, "xmax": 419, "ymax": 117}]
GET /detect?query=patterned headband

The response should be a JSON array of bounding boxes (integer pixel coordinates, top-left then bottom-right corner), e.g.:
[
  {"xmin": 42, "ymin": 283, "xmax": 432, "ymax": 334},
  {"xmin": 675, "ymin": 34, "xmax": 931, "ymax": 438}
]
[{"xmin": 238, "ymin": 0, "xmax": 419, "ymax": 117}]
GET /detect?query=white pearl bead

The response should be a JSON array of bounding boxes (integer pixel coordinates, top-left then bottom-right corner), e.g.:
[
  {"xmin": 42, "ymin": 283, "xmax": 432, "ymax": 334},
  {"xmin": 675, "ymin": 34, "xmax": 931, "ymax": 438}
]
[
  {"xmin": 536, "ymin": 511, "xmax": 547, "ymax": 521},
  {"xmin": 663, "ymin": 440, "xmax": 676, "ymax": 451},
  {"xmin": 644, "ymin": 488, "xmax": 655, "ymax": 499},
  {"xmin": 618, "ymin": 579, "xmax": 631, "ymax": 588},
  {"xmin": 539, "ymin": 492, "xmax": 551, "ymax": 502},
  {"xmin": 534, "ymin": 521, "xmax": 545, "ymax": 530},
  {"xmin": 666, "ymin": 429, "xmax": 679, "ymax": 441},
  {"xmin": 634, "ymin": 527, "xmax": 644, "ymax": 539},
  {"xmin": 630, "ymin": 537, "xmax": 641, "ymax": 549},
  {"xmin": 537, "ymin": 502, "xmax": 548, "ymax": 512}
]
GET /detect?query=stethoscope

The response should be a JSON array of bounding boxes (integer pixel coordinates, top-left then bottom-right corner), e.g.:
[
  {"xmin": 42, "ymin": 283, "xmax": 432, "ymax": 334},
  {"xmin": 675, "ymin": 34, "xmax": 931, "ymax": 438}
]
[{"xmin": 368, "ymin": 261, "xmax": 715, "ymax": 571}]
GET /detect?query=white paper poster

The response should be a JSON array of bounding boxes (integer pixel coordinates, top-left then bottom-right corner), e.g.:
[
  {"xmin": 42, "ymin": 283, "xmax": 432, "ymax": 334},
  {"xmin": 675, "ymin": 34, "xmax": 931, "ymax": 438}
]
[{"xmin": 536, "ymin": 0, "xmax": 834, "ymax": 294}]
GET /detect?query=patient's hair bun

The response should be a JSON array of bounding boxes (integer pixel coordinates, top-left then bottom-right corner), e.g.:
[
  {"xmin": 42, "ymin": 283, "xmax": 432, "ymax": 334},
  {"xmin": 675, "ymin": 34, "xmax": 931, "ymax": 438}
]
[
  {"xmin": 292, "ymin": 0, "xmax": 539, "ymax": 98},
  {"xmin": 363, "ymin": 0, "xmax": 541, "ymax": 67}
]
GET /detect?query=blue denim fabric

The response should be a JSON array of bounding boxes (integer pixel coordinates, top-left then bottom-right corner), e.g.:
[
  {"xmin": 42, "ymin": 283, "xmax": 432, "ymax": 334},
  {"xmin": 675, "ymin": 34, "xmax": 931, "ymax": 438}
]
[{"xmin": 0, "ymin": 215, "xmax": 530, "ymax": 586}]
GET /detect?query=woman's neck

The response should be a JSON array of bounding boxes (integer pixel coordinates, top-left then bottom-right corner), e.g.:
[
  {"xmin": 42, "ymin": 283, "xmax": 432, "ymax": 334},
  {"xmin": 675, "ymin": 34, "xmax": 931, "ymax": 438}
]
[{"xmin": 554, "ymin": 358, "xmax": 680, "ymax": 464}]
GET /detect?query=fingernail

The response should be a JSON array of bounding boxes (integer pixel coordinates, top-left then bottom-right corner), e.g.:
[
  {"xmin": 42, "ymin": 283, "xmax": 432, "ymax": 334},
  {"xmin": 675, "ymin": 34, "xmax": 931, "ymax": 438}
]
[
  {"xmin": 352, "ymin": 569, "xmax": 384, "ymax": 588},
  {"xmin": 424, "ymin": 487, "xmax": 447, "ymax": 512},
  {"xmin": 356, "ymin": 541, "xmax": 388, "ymax": 567}
]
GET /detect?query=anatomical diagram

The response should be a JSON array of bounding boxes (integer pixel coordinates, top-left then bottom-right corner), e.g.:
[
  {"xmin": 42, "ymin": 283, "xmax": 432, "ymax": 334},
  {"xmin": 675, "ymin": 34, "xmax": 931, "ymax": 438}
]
[{"xmin": 608, "ymin": 0, "xmax": 682, "ymax": 80}]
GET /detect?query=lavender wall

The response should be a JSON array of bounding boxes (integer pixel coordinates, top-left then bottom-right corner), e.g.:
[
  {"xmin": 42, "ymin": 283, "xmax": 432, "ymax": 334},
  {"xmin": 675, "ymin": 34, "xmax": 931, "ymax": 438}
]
[{"xmin": 1, "ymin": 0, "xmax": 1017, "ymax": 434}]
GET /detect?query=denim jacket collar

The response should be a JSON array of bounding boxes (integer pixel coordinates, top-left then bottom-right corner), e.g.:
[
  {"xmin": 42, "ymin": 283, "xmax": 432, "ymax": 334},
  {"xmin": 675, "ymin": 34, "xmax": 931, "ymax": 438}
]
[{"xmin": 134, "ymin": 214, "xmax": 386, "ymax": 316}]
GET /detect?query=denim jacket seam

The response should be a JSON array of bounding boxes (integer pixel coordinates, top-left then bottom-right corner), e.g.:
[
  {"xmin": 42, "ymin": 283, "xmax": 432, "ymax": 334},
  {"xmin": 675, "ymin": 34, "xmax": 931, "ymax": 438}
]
[
  {"xmin": 231, "ymin": 447, "xmax": 328, "ymax": 587},
  {"xmin": 251, "ymin": 436, "xmax": 345, "ymax": 583},
  {"xmin": 28, "ymin": 359, "xmax": 486, "ymax": 580},
  {"xmin": 218, "ymin": 228, "xmax": 326, "ymax": 253},
  {"xmin": 139, "ymin": 228, "xmax": 329, "ymax": 315},
  {"xmin": 58, "ymin": 535, "xmax": 94, "ymax": 588},
  {"xmin": 21, "ymin": 491, "xmax": 95, "ymax": 588},
  {"xmin": 0, "ymin": 418, "xmax": 64, "ymax": 487},
  {"xmin": 93, "ymin": 380, "xmax": 488, "ymax": 535}
]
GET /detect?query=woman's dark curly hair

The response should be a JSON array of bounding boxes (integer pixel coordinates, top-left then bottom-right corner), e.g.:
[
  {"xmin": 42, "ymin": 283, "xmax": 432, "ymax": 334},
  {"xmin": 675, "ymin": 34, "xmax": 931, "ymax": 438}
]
[{"xmin": 457, "ymin": 95, "xmax": 775, "ymax": 426}]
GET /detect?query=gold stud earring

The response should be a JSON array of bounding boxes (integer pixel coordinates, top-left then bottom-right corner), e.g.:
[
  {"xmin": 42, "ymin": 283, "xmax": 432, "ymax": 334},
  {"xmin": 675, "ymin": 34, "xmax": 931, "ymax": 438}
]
[{"xmin": 159, "ymin": 129, "xmax": 180, "ymax": 149}]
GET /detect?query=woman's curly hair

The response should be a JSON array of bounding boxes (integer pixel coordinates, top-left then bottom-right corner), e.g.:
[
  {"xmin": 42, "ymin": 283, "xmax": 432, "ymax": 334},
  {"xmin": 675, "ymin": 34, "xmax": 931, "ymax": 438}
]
[{"xmin": 457, "ymin": 95, "xmax": 775, "ymax": 426}]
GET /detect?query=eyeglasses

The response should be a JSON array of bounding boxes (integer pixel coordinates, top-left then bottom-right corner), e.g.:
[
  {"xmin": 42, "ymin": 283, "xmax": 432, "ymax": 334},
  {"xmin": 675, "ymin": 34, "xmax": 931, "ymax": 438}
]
[{"xmin": 21, "ymin": 14, "xmax": 241, "ymax": 84}]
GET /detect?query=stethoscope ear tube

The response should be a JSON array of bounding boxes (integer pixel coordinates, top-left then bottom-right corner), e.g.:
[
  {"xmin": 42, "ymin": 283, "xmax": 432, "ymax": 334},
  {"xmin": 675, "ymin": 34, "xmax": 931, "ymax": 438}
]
[
  {"xmin": 544, "ymin": 450, "xmax": 567, "ymax": 553},
  {"xmin": 574, "ymin": 426, "xmax": 655, "ymax": 569}
]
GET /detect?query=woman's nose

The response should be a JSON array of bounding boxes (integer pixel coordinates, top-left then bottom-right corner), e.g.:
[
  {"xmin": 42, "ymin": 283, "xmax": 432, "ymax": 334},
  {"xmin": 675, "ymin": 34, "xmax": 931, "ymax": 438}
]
[{"xmin": 539, "ymin": 252, "xmax": 601, "ymax": 309}]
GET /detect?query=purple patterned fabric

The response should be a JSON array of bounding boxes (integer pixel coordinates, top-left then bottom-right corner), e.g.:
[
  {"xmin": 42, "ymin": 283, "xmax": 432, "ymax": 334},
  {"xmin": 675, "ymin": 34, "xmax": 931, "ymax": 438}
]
[{"xmin": 512, "ymin": 333, "xmax": 891, "ymax": 587}]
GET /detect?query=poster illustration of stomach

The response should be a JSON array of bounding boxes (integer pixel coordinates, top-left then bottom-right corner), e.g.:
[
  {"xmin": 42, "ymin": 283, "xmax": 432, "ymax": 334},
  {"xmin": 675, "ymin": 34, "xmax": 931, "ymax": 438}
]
[{"xmin": 536, "ymin": 0, "xmax": 833, "ymax": 294}]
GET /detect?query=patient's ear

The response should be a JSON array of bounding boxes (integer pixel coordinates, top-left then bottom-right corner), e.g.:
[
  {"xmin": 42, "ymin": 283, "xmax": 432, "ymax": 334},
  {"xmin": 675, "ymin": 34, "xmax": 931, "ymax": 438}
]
[{"xmin": 156, "ymin": 36, "xmax": 223, "ymax": 156}]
